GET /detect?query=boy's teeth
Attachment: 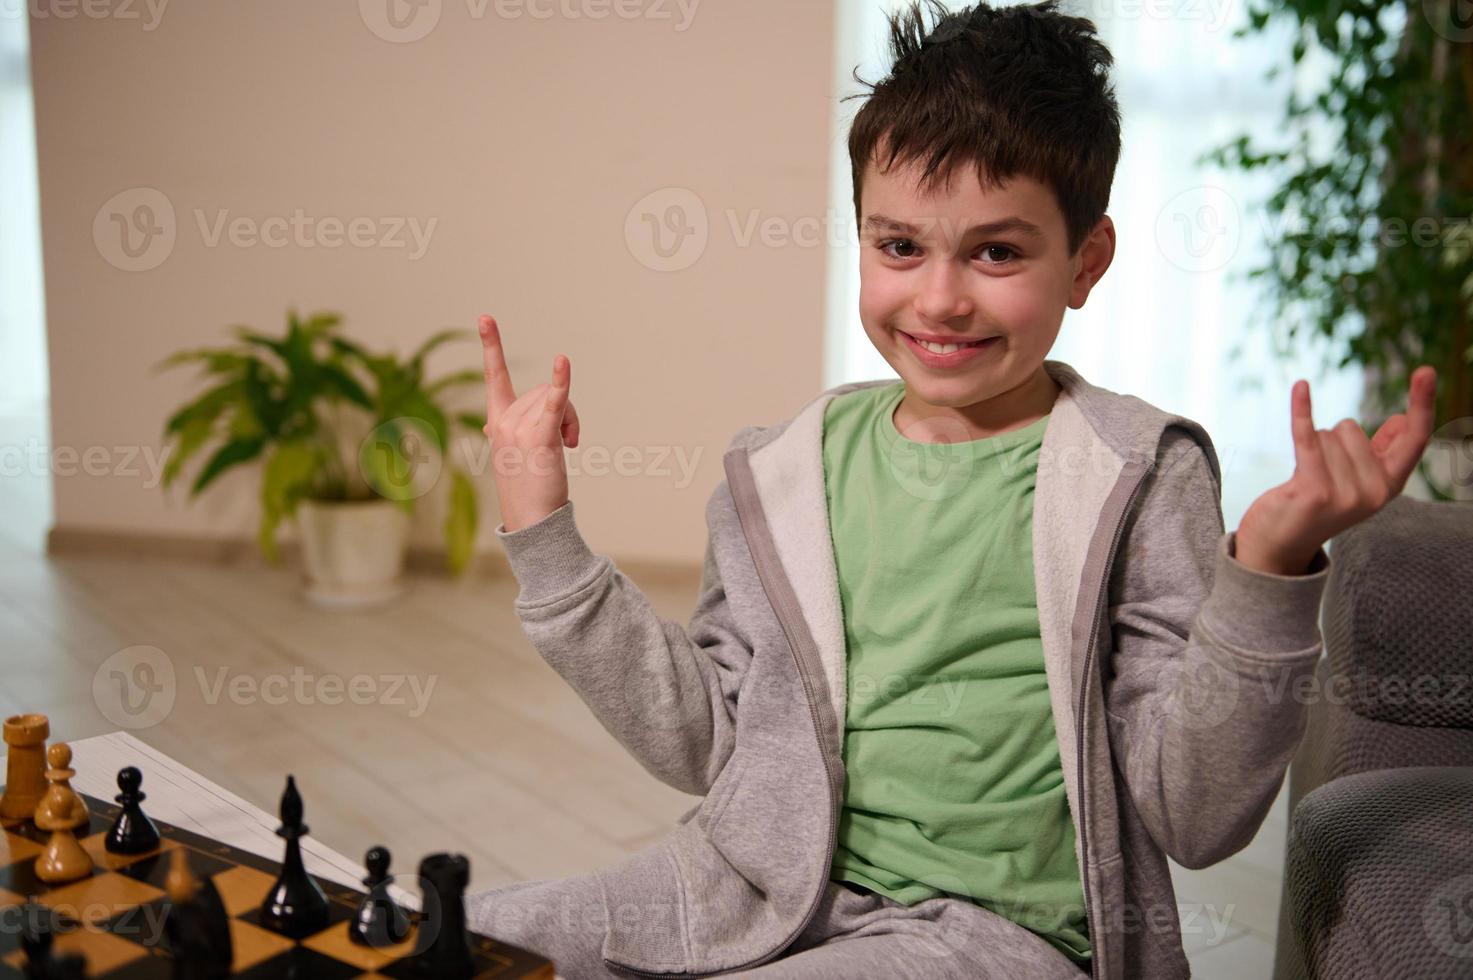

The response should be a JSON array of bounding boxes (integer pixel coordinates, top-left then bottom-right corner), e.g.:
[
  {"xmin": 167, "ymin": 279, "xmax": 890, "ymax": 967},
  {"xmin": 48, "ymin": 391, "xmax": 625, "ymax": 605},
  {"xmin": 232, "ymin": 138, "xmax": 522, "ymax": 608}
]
[{"xmin": 913, "ymin": 335, "xmax": 984, "ymax": 354}]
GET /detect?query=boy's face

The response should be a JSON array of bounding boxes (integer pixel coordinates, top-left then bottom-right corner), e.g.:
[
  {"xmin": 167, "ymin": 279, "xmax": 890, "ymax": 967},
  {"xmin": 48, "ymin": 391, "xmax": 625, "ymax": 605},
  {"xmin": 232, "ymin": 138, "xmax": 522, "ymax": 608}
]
[{"xmin": 857, "ymin": 157, "xmax": 1113, "ymax": 432}]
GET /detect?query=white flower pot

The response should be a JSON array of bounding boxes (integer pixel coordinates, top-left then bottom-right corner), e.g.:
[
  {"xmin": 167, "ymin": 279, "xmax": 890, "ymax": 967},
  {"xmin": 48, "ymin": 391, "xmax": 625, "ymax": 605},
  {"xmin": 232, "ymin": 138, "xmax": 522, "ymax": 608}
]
[{"xmin": 296, "ymin": 498, "xmax": 410, "ymax": 607}]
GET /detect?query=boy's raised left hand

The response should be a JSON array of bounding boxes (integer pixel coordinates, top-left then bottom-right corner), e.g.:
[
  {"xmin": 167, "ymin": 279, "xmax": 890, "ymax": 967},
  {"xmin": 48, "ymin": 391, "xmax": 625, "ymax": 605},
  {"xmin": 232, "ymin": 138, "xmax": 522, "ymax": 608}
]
[{"xmin": 1234, "ymin": 365, "xmax": 1438, "ymax": 576}]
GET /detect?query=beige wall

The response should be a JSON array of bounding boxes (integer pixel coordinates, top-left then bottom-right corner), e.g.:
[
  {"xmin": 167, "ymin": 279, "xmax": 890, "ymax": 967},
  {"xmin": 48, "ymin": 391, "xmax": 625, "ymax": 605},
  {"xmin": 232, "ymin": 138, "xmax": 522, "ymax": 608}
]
[{"xmin": 31, "ymin": 0, "xmax": 835, "ymax": 569}]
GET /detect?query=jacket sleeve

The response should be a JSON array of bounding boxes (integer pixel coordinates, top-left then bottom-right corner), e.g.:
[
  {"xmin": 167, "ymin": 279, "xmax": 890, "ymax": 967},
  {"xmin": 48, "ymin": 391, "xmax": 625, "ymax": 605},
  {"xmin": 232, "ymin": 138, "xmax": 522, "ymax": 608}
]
[
  {"xmin": 1103, "ymin": 427, "xmax": 1333, "ymax": 870},
  {"xmin": 492, "ymin": 484, "xmax": 753, "ymax": 798}
]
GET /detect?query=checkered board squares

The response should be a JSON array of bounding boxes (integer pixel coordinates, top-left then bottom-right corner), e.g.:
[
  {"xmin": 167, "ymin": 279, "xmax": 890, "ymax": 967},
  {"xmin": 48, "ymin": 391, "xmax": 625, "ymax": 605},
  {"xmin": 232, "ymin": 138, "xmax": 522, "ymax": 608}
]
[{"xmin": 0, "ymin": 793, "xmax": 553, "ymax": 979}]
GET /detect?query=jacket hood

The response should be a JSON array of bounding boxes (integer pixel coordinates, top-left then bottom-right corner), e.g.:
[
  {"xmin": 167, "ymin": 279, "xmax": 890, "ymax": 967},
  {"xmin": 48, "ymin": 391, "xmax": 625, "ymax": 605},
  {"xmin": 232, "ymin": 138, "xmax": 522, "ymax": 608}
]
[{"xmin": 724, "ymin": 359, "xmax": 1223, "ymax": 492}]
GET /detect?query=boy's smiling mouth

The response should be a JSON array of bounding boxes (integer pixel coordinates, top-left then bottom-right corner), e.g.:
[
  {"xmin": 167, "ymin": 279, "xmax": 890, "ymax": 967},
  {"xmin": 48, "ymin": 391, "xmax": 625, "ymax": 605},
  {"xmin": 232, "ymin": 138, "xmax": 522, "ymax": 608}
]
[{"xmin": 898, "ymin": 329, "xmax": 1001, "ymax": 367}]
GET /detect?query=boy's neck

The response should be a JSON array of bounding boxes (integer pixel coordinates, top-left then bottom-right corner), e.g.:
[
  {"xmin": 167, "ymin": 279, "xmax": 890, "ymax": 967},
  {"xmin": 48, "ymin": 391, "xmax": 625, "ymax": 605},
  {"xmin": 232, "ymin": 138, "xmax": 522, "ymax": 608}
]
[{"xmin": 893, "ymin": 365, "xmax": 1061, "ymax": 444}]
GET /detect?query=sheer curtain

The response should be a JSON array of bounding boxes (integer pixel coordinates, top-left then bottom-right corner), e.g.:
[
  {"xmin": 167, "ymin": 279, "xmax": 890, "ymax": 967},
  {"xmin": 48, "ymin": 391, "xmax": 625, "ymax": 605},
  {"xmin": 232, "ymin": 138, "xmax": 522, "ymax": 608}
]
[
  {"xmin": 824, "ymin": 0, "xmax": 1365, "ymax": 529},
  {"xmin": 1, "ymin": 6, "xmax": 52, "ymax": 550}
]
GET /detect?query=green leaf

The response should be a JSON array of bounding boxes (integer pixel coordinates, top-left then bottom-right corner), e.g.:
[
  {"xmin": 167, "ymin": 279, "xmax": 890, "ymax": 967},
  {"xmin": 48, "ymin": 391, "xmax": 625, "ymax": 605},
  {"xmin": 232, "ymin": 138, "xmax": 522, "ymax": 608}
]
[
  {"xmin": 152, "ymin": 348, "xmax": 253, "ymax": 376},
  {"xmin": 162, "ymin": 414, "xmax": 219, "ymax": 489},
  {"xmin": 359, "ymin": 422, "xmax": 419, "ymax": 512},
  {"xmin": 233, "ymin": 327, "xmax": 291, "ymax": 364},
  {"xmin": 164, "ymin": 378, "xmax": 246, "ymax": 436},
  {"xmin": 426, "ymin": 369, "xmax": 485, "ymax": 397},
  {"xmin": 399, "ymin": 394, "xmax": 449, "ymax": 451},
  {"xmin": 408, "ymin": 329, "xmax": 471, "ymax": 378},
  {"xmin": 300, "ymin": 312, "xmax": 343, "ymax": 340},
  {"xmin": 191, "ymin": 437, "xmax": 266, "ymax": 495},
  {"xmin": 455, "ymin": 411, "xmax": 486, "ymax": 432},
  {"xmin": 319, "ymin": 363, "xmax": 373, "ymax": 410},
  {"xmin": 257, "ymin": 441, "xmax": 324, "ymax": 561},
  {"xmin": 443, "ymin": 468, "xmax": 478, "ymax": 575}
]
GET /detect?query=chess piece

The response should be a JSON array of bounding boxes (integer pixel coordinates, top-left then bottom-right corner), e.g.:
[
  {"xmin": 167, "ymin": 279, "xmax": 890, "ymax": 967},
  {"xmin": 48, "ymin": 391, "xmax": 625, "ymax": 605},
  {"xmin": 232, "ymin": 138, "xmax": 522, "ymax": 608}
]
[
  {"xmin": 1, "ymin": 713, "xmax": 49, "ymax": 826},
  {"xmin": 33, "ymin": 744, "xmax": 89, "ymax": 833},
  {"xmin": 349, "ymin": 845, "xmax": 410, "ymax": 947},
  {"xmin": 32, "ymin": 744, "xmax": 92, "ymax": 884},
  {"xmin": 105, "ymin": 766, "xmax": 161, "ymax": 854},
  {"xmin": 19, "ymin": 902, "xmax": 88, "ymax": 980},
  {"xmin": 162, "ymin": 848, "xmax": 233, "ymax": 980},
  {"xmin": 258, "ymin": 775, "xmax": 330, "ymax": 939},
  {"xmin": 412, "ymin": 852, "xmax": 474, "ymax": 979}
]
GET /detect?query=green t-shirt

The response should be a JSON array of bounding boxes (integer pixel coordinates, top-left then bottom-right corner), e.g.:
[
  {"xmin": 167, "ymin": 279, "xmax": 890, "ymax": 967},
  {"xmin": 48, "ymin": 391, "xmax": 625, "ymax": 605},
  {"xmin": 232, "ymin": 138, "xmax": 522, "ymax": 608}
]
[{"xmin": 821, "ymin": 381, "xmax": 1091, "ymax": 967}]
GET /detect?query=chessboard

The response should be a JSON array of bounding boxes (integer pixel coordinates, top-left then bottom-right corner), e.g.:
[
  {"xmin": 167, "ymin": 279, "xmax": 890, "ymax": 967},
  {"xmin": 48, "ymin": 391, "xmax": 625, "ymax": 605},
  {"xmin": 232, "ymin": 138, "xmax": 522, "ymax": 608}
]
[{"xmin": 0, "ymin": 790, "xmax": 555, "ymax": 979}]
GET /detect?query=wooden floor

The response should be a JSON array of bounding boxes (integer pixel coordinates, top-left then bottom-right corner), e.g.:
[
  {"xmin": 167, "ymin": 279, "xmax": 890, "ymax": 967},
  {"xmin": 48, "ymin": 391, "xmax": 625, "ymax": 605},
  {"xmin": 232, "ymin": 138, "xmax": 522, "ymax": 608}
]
[{"xmin": 0, "ymin": 491, "xmax": 1284, "ymax": 975}]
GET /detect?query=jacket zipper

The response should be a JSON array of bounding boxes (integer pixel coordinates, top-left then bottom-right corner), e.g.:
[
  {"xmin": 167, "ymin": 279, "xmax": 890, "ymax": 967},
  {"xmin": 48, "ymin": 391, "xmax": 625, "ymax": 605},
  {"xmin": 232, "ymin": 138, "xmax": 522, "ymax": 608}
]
[
  {"xmin": 1075, "ymin": 463, "xmax": 1150, "ymax": 980},
  {"xmin": 609, "ymin": 451, "xmax": 840, "ymax": 978}
]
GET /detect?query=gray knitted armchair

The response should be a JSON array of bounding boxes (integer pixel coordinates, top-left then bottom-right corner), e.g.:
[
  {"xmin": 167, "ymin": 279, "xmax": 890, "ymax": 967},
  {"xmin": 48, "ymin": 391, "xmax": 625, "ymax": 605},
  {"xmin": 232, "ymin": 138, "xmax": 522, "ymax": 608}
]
[{"xmin": 1272, "ymin": 494, "xmax": 1473, "ymax": 980}]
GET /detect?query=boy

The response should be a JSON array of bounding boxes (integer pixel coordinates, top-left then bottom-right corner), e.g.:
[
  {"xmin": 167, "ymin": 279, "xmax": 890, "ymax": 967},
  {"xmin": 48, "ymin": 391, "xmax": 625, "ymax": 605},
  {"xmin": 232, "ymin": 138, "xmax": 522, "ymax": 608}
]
[{"xmin": 466, "ymin": 2, "xmax": 1437, "ymax": 977}]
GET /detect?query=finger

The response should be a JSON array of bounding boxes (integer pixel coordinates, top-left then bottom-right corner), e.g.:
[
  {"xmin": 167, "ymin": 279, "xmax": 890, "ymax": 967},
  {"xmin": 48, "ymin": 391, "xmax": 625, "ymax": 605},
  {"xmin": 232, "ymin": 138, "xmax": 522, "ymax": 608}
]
[
  {"xmin": 1333, "ymin": 419, "xmax": 1393, "ymax": 505},
  {"xmin": 479, "ymin": 315, "xmax": 518, "ymax": 426},
  {"xmin": 499, "ymin": 382, "xmax": 549, "ymax": 431},
  {"xmin": 1290, "ymin": 379, "xmax": 1330, "ymax": 487},
  {"xmin": 1318, "ymin": 427, "xmax": 1357, "ymax": 508},
  {"xmin": 1381, "ymin": 365, "xmax": 1438, "ymax": 487},
  {"xmin": 562, "ymin": 397, "xmax": 581, "ymax": 448},
  {"xmin": 537, "ymin": 354, "xmax": 572, "ymax": 440},
  {"xmin": 1369, "ymin": 414, "xmax": 1407, "ymax": 457}
]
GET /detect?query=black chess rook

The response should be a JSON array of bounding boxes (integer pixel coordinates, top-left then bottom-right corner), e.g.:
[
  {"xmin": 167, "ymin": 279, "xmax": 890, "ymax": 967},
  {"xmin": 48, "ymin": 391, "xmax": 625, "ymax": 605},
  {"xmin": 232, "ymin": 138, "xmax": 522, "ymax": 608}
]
[{"xmin": 412, "ymin": 852, "xmax": 475, "ymax": 979}]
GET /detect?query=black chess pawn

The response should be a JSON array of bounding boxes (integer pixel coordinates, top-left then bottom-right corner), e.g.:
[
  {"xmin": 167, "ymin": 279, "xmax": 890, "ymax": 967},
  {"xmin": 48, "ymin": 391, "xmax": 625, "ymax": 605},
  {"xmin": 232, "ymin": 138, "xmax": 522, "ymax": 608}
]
[
  {"xmin": 411, "ymin": 852, "xmax": 474, "ymax": 979},
  {"xmin": 349, "ymin": 845, "xmax": 410, "ymax": 947},
  {"xmin": 19, "ymin": 903, "xmax": 88, "ymax": 980},
  {"xmin": 258, "ymin": 775, "xmax": 330, "ymax": 939},
  {"xmin": 105, "ymin": 766, "xmax": 161, "ymax": 855}
]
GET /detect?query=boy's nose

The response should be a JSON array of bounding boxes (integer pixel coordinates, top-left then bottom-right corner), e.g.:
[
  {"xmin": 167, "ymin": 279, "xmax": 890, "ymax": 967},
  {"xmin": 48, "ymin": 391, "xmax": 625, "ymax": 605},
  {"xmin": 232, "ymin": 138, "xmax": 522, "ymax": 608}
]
[{"xmin": 914, "ymin": 263, "xmax": 974, "ymax": 323}]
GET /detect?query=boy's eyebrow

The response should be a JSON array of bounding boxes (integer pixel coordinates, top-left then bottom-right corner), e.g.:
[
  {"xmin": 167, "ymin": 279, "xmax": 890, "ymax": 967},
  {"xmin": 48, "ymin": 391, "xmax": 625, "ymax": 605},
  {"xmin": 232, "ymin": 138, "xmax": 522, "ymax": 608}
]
[{"xmin": 863, "ymin": 213, "xmax": 1047, "ymax": 241}]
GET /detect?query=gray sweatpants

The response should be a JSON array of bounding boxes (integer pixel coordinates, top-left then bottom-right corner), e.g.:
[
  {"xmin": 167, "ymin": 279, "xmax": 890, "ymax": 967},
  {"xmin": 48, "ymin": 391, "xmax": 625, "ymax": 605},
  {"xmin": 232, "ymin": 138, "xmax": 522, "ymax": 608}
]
[{"xmin": 467, "ymin": 874, "xmax": 1087, "ymax": 979}]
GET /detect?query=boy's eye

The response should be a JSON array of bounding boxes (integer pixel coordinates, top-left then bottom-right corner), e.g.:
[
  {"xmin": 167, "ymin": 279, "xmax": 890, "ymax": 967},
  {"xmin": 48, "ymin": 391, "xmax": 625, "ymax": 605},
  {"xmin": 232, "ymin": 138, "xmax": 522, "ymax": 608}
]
[
  {"xmin": 876, "ymin": 239, "xmax": 1018, "ymax": 265},
  {"xmin": 979, "ymin": 245, "xmax": 1018, "ymax": 265},
  {"xmin": 877, "ymin": 238, "xmax": 921, "ymax": 260}
]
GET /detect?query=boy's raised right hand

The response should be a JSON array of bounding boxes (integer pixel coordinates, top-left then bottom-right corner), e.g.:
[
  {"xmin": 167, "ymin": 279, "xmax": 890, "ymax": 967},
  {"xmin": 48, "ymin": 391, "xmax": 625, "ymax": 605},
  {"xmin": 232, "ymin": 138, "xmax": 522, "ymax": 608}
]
[{"xmin": 479, "ymin": 313, "xmax": 581, "ymax": 533}]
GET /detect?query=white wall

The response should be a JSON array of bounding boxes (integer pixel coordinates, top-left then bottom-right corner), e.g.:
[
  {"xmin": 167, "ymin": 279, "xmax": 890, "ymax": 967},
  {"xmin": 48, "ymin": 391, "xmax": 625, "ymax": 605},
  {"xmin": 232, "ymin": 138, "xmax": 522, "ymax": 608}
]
[{"xmin": 31, "ymin": 0, "xmax": 836, "ymax": 567}]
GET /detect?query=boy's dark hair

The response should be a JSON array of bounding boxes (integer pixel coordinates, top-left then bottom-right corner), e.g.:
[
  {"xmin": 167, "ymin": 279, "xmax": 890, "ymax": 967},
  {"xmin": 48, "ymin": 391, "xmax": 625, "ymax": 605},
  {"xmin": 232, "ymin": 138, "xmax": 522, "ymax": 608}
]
[{"xmin": 846, "ymin": 0, "xmax": 1121, "ymax": 257}]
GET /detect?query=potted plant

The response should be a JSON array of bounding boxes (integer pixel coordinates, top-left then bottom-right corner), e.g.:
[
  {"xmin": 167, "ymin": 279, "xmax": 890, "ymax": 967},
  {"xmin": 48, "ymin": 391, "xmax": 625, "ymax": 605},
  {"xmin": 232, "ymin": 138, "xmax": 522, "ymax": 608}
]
[
  {"xmin": 155, "ymin": 310, "xmax": 486, "ymax": 605},
  {"xmin": 1201, "ymin": 0, "xmax": 1472, "ymax": 501}
]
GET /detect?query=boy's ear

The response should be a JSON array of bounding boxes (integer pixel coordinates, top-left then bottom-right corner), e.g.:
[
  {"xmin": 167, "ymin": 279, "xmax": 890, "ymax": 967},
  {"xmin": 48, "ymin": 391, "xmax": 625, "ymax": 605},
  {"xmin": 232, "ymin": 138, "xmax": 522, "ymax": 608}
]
[{"xmin": 1068, "ymin": 215, "xmax": 1116, "ymax": 310}]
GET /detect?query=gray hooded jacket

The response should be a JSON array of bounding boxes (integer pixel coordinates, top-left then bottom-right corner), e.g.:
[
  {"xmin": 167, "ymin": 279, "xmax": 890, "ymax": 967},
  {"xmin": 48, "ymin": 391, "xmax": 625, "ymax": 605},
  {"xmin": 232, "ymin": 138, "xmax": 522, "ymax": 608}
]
[{"xmin": 492, "ymin": 359, "xmax": 1333, "ymax": 979}]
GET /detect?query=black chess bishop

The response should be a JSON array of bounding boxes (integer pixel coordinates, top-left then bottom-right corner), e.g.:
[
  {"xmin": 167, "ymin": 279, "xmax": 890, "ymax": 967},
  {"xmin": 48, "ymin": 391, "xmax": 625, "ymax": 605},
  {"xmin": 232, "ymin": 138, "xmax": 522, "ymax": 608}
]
[{"xmin": 258, "ymin": 775, "xmax": 330, "ymax": 939}]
